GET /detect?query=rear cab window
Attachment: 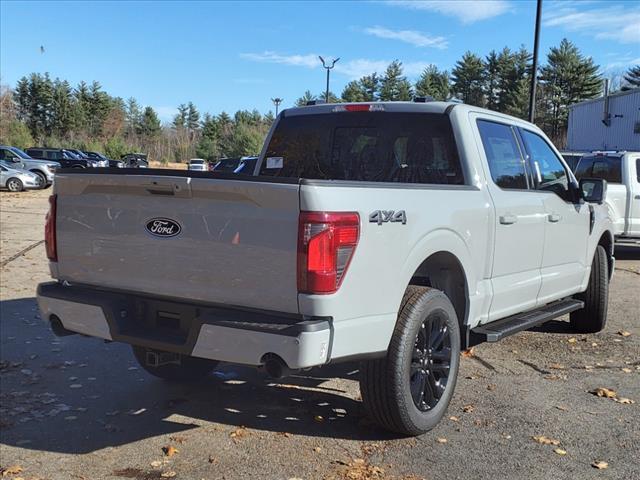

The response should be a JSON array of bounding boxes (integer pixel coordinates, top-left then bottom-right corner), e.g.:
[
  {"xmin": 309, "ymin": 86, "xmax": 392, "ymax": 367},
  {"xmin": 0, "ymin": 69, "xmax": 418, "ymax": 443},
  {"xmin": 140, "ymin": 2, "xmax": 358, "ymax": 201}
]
[
  {"xmin": 575, "ymin": 154, "xmax": 622, "ymax": 184},
  {"xmin": 260, "ymin": 112, "xmax": 464, "ymax": 185}
]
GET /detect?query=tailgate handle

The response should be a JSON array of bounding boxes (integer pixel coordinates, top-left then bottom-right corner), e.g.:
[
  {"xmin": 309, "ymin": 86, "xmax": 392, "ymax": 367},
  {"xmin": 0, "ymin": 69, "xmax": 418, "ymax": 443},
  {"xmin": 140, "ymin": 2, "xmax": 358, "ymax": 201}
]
[{"xmin": 146, "ymin": 185, "xmax": 175, "ymax": 196}]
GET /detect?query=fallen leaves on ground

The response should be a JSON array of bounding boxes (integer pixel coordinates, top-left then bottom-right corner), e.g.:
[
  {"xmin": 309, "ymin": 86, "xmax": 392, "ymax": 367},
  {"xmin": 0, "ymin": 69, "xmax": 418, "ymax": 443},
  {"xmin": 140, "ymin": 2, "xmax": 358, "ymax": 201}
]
[
  {"xmin": 1, "ymin": 465, "xmax": 23, "ymax": 476},
  {"xmin": 591, "ymin": 387, "xmax": 616, "ymax": 398},
  {"xmin": 334, "ymin": 458, "xmax": 385, "ymax": 480},
  {"xmin": 532, "ymin": 435, "xmax": 560, "ymax": 446},
  {"xmin": 436, "ymin": 437, "xmax": 448, "ymax": 444},
  {"xmin": 160, "ymin": 472, "xmax": 176, "ymax": 478},
  {"xmin": 229, "ymin": 426, "xmax": 250, "ymax": 441},
  {"xmin": 567, "ymin": 337, "xmax": 577, "ymax": 344},
  {"xmin": 449, "ymin": 415, "xmax": 460, "ymax": 422},
  {"xmin": 461, "ymin": 348, "xmax": 475, "ymax": 358},
  {"xmin": 462, "ymin": 405, "xmax": 475, "ymax": 413},
  {"xmin": 590, "ymin": 387, "xmax": 635, "ymax": 404},
  {"xmin": 162, "ymin": 445, "xmax": 178, "ymax": 457},
  {"xmin": 617, "ymin": 331, "xmax": 631, "ymax": 337},
  {"xmin": 168, "ymin": 435, "xmax": 186, "ymax": 444},
  {"xmin": 554, "ymin": 448, "xmax": 567, "ymax": 456},
  {"xmin": 592, "ymin": 461, "xmax": 609, "ymax": 469}
]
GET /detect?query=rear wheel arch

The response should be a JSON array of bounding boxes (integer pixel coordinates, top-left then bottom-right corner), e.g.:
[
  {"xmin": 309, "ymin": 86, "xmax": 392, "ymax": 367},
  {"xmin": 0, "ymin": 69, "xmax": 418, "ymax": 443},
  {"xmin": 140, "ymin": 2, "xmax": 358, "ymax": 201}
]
[
  {"xmin": 407, "ymin": 251, "xmax": 469, "ymax": 344},
  {"xmin": 597, "ymin": 230, "xmax": 614, "ymax": 280}
]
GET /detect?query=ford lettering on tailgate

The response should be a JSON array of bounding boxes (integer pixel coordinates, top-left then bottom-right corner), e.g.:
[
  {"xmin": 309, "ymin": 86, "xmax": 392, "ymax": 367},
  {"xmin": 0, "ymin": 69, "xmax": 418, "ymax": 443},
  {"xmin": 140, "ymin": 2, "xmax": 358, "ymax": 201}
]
[{"xmin": 145, "ymin": 218, "xmax": 181, "ymax": 238}]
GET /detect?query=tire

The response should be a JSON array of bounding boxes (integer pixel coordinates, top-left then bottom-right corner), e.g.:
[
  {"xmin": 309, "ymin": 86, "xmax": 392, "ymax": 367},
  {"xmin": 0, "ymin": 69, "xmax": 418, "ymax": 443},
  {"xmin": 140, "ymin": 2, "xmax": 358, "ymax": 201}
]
[
  {"xmin": 359, "ymin": 286, "xmax": 461, "ymax": 436},
  {"xmin": 31, "ymin": 170, "xmax": 47, "ymax": 189},
  {"xmin": 132, "ymin": 346, "xmax": 218, "ymax": 382},
  {"xmin": 570, "ymin": 245, "xmax": 609, "ymax": 333},
  {"xmin": 6, "ymin": 177, "xmax": 23, "ymax": 192}
]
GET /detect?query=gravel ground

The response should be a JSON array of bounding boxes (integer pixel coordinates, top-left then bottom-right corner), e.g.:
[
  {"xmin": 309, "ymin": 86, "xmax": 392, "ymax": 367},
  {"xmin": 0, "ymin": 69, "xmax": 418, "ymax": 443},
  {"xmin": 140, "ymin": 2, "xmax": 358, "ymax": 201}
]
[{"xmin": 1, "ymin": 188, "xmax": 638, "ymax": 480}]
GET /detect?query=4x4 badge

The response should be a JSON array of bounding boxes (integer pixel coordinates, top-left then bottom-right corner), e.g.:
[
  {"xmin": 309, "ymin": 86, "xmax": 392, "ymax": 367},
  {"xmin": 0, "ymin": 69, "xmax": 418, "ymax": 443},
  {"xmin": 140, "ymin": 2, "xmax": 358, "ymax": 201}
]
[{"xmin": 369, "ymin": 210, "xmax": 407, "ymax": 225}]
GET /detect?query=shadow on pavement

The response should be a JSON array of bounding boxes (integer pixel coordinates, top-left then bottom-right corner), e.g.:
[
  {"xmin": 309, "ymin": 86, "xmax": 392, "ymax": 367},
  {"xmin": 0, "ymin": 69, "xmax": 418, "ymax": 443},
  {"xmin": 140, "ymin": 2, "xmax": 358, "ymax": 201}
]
[{"xmin": 1, "ymin": 297, "xmax": 395, "ymax": 455}]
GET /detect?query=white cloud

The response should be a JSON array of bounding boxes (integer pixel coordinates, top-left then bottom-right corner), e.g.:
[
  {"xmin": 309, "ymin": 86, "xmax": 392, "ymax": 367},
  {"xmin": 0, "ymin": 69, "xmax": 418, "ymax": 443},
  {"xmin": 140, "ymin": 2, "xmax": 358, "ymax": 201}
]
[
  {"xmin": 543, "ymin": 5, "xmax": 640, "ymax": 45},
  {"xmin": 603, "ymin": 56, "xmax": 640, "ymax": 72},
  {"xmin": 386, "ymin": 0, "xmax": 511, "ymax": 24},
  {"xmin": 240, "ymin": 51, "xmax": 319, "ymax": 68},
  {"xmin": 240, "ymin": 51, "xmax": 432, "ymax": 79},
  {"xmin": 363, "ymin": 26, "xmax": 448, "ymax": 49}
]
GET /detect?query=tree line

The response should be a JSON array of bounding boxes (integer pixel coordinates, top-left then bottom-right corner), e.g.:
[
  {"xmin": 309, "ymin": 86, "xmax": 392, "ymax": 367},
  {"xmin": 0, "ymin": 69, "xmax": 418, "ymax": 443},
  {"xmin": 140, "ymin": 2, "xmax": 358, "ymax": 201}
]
[
  {"xmin": 298, "ymin": 39, "xmax": 638, "ymax": 145},
  {"xmin": 1, "ymin": 38, "xmax": 638, "ymax": 161},
  {"xmin": 0, "ymin": 77, "xmax": 273, "ymax": 163}
]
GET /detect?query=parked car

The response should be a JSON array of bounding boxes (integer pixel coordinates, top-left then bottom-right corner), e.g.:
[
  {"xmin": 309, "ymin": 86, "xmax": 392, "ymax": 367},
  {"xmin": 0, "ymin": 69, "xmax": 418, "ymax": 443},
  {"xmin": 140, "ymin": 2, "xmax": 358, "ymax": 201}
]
[
  {"xmin": 37, "ymin": 101, "xmax": 613, "ymax": 436},
  {"xmin": 187, "ymin": 158, "xmax": 208, "ymax": 171},
  {"xmin": 25, "ymin": 148, "xmax": 98, "ymax": 168},
  {"xmin": 84, "ymin": 151, "xmax": 124, "ymax": 168},
  {"xmin": 0, "ymin": 145, "xmax": 59, "ymax": 188},
  {"xmin": 560, "ymin": 151, "xmax": 586, "ymax": 171},
  {"xmin": 233, "ymin": 156, "xmax": 258, "ymax": 174},
  {"xmin": 65, "ymin": 149, "xmax": 109, "ymax": 167},
  {"xmin": 121, "ymin": 153, "xmax": 148, "ymax": 168},
  {"xmin": 211, "ymin": 157, "xmax": 241, "ymax": 172},
  {"xmin": 0, "ymin": 160, "xmax": 42, "ymax": 191},
  {"xmin": 574, "ymin": 151, "xmax": 640, "ymax": 241}
]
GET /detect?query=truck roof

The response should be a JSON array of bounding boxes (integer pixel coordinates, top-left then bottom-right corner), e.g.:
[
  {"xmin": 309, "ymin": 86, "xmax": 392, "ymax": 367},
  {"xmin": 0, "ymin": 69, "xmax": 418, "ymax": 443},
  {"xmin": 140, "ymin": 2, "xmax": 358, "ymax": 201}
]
[{"xmin": 282, "ymin": 101, "xmax": 539, "ymax": 130}]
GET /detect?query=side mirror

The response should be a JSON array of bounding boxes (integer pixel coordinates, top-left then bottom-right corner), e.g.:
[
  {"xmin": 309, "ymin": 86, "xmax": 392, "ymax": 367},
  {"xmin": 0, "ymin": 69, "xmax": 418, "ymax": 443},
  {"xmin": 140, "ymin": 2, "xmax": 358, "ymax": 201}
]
[{"xmin": 579, "ymin": 178, "xmax": 607, "ymax": 204}]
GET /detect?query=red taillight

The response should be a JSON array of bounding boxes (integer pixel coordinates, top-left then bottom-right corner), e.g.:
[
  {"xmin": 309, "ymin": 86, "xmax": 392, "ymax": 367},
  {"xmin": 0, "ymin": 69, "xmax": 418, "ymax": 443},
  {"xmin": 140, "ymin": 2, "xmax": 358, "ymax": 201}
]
[
  {"xmin": 45, "ymin": 194, "xmax": 57, "ymax": 261},
  {"xmin": 297, "ymin": 211, "xmax": 360, "ymax": 294}
]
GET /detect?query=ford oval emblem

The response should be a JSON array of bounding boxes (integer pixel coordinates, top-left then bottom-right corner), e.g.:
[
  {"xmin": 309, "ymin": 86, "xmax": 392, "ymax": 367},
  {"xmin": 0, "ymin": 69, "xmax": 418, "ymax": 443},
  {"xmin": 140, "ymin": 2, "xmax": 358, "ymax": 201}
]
[{"xmin": 145, "ymin": 218, "xmax": 181, "ymax": 238}]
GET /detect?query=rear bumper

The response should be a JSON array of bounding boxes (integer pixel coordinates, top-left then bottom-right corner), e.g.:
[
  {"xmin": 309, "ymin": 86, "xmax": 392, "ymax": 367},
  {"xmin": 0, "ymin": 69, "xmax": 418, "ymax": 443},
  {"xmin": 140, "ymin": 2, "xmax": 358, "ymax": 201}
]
[{"xmin": 36, "ymin": 282, "xmax": 332, "ymax": 369}]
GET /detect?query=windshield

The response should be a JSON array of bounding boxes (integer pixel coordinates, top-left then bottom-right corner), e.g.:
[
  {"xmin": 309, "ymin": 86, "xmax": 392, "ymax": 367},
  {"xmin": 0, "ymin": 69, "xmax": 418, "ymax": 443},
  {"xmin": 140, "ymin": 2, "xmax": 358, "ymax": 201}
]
[
  {"xmin": 260, "ymin": 112, "xmax": 463, "ymax": 184},
  {"xmin": 213, "ymin": 158, "xmax": 241, "ymax": 172},
  {"xmin": 190, "ymin": 160, "xmax": 205, "ymax": 164},
  {"xmin": 9, "ymin": 147, "xmax": 32, "ymax": 159}
]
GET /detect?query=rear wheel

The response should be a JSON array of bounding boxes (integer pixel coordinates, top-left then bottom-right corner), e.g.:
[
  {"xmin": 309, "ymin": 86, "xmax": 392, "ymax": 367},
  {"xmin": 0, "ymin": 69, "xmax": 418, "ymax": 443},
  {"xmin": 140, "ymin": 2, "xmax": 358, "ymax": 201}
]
[
  {"xmin": 6, "ymin": 178, "xmax": 23, "ymax": 192},
  {"xmin": 132, "ymin": 346, "xmax": 218, "ymax": 382},
  {"xmin": 359, "ymin": 286, "xmax": 460, "ymax": 436},
  {"xmin": 570, "ymin": 245, "xmax": 609, "ymax": 333}
]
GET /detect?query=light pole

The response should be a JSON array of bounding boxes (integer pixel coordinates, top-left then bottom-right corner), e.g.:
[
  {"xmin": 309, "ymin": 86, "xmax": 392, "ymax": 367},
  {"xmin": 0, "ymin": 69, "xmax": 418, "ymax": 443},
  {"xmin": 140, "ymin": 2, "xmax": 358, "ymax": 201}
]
[
  {"xmin": 319, "ymin": 56, "xmax": 340, "ymax": 102},
  {"xmin": 528, "ymin": 0, "xmax": 542, "ymax": 123},
  {"xmin": 271, "ymin": 97, "xmax": 283, "ymax": 116}
]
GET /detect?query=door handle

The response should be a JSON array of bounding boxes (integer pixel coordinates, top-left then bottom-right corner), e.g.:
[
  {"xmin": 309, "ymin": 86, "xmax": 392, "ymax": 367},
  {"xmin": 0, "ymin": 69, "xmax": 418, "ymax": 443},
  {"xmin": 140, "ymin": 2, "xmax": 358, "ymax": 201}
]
[
  {"xmin": 499, "ymin": 214, "xmax": 518, "ymax": 225},
  {"xmin": 548, "ymin": 213, "xmax": 562, "ymax": 223}
]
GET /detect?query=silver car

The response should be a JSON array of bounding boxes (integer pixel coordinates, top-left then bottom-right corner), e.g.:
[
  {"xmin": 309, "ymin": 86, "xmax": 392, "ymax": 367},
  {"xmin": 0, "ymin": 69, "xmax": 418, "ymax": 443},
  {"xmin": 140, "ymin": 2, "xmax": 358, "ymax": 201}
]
[
  {"xmin": 0, "ymin": 161, "xmax": 42, "ymax": 191},
  {"xmin": 0, "ymin": 145, "xmax": 60, "ymax": 188}
]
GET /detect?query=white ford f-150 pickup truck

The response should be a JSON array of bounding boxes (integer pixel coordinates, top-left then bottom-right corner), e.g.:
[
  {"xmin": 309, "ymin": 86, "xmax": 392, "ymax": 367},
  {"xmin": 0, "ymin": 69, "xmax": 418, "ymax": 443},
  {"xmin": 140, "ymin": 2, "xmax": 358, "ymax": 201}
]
[{"xmin": 37, "ymin": 101, "xmax": 614, "ymax": 435}]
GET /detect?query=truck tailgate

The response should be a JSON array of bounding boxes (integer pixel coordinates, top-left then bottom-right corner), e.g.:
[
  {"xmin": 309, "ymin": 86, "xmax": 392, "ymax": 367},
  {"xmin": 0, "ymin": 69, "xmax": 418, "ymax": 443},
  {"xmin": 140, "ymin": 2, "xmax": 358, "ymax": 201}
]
[{"xmin": 53, "ymin": 172, "xmax": 300, "ymax": 314}]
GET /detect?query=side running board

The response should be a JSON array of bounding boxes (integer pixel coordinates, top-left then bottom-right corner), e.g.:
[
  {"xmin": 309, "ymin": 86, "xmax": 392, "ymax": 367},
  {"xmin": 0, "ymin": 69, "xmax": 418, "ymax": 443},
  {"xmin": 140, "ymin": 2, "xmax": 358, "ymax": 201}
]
[{"xmin": 470, "ymin": 298, "xmax": 584, "ymax": 344}]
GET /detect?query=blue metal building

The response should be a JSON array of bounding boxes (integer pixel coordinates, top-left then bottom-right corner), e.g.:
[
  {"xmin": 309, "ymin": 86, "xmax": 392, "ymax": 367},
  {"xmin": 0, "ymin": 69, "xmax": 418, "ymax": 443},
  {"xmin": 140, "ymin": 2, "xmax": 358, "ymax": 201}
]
[{"xmin": 567, "ymin": 88, "xmax": 640, "ymax": 151}]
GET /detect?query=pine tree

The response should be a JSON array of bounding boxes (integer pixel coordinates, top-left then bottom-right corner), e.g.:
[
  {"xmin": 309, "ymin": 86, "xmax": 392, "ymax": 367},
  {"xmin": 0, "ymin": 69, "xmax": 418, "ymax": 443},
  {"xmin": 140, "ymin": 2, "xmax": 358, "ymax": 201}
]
[
  {"xmin": 623, "ymin": 65, "xmax": 640, "ymax": 87},
  {"xmin": 51, "ymin": 79, "xmax": 74, "ymax": 138},
  {"xmin": 379, "ymin": 61, "xmax": 413, "ymax": 101},
  {"xmin": 359, "ymin": 73, "xmax": 380, "ymax": 101},
  {"xmin": 414, "ymin": 65, "xmax": 450, "ymax": 101},
  {"xmin": 87, "ymin": 81, "xmax": 111, "ymax": 137},
  {"xmin": 140, "ymin": 107, "xmax": 161, "ymax": 138},
  {"xmin": 484, "ymin": 51, "xmax": 501, "ymax": 110},
  {"xmin": 451, "ymin": 52, "xmax": 485, "ymax": 106},
  {"xmin": 173, "ymin": 104, "xmax": 188, "ymax": 129},
  {"xmin": 295, "ymin": 90, "xmax": 317, "ymax": 107},
  {"xmin": 186, "ymin": 102, "xmax": 200, "ymax": 132},
  {"xmin": 501, "ymin": 46, "xmax": 531, "ymax": 118},
  {"xmin": 196, "ymin": 113, "xmax": 220, "ymax": 161},
  {"xmin": 539, "ymin": 38, "xmax": 601, "ymax": 141},
  {"xmin": 125, "ymin": 97, "xmax": 142, "ymax": 136},
  {"xmin": 341, "ymin": 80, "xmax": 367, "ymax": 102}
]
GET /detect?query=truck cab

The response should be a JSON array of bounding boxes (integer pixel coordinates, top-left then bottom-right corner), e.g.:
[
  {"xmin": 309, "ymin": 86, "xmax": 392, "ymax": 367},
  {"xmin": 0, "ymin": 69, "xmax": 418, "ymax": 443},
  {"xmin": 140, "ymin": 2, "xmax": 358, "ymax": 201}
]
[{"xmin": 575, "ymin": 151, "xmax": 640, "ymax": 241}]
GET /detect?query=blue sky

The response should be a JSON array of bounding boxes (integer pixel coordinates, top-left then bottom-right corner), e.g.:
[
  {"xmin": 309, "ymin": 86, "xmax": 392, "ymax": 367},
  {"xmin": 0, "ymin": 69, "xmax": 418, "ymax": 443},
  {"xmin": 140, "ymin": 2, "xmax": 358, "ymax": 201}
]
[{"xmin": 1, "ymin": 0, "xmax": 638, "ymax": 121}]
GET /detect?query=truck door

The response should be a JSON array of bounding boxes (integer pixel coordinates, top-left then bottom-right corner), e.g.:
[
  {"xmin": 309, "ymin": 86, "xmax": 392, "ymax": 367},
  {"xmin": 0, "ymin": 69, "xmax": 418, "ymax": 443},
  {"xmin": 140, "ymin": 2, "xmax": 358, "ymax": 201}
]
[
  {"xmin": 474, "ymin": 117, "xmax": 545, "ymax": 321},
  {"xmin": 627, "ymin": 155, "xmax": 640, "ymax": 237},
  {"xmin": 518, "ymin": 128, "xmax": 590, "ymax": 303}
]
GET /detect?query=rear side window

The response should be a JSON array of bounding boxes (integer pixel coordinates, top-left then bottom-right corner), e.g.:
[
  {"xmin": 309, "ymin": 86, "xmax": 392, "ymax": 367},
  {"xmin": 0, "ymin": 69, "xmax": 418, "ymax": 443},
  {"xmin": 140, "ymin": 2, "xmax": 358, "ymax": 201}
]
[
  {"xmin": 636, "ymin": 158, "xmax": 640, "ymax": 183},
  {"xmin": 575, "ymin": 155, "xmax": 622, "ymax": 184},
  {"xmin": 477, "ymin": 120, "xmax": 528, "ymax": 189},
  {"xmin": 261, "ymin": 112, "xmax": 464, "ymax": 184},
  {"xmin": 27, "ymin": 149, "xmax": 42, "ymax": 158}
]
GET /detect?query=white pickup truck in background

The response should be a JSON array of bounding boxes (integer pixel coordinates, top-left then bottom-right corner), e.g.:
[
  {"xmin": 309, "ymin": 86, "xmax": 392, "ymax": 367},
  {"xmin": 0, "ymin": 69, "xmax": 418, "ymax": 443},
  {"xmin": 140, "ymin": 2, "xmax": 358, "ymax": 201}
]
[
  {"xmin": 574, "ymin": 151, "xmax": 640, "ymax": 243},
  {"xmin": 37, "ymin": 101, "xmax": 614, "ymax": 435}
]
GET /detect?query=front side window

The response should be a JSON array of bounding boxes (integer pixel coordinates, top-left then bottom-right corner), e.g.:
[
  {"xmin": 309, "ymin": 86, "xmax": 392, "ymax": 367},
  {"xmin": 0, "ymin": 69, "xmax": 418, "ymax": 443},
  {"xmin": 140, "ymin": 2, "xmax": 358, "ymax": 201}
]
[
  {"xmin": 261, "ymin": 112, "xmax": 464, "ymax": 185},
  {"xmin": 520, "ymin": 129, "xmax": 569, "ymax": 196},
  {"xmin": 636, "ymin": 158, "xmax": 640, "ymax": 183},
  {"xmin": 0, "ymin": 148, "xmax": 19, "ymax": 161},
  {"xmin": 477, "ymin": 120, "xmax": 528, "ymax": 189},
  {"xmin": 575, "ymin": 155, "xmax": 622, "ymax": 184}
]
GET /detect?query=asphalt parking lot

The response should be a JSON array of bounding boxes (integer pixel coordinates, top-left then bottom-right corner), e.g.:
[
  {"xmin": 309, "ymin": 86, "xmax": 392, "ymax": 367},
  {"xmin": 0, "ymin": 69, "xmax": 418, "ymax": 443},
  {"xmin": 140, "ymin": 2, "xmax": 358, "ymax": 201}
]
[{"xmin": 1, "ymin": 188, "xmax": 638, "ymax": 480}]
